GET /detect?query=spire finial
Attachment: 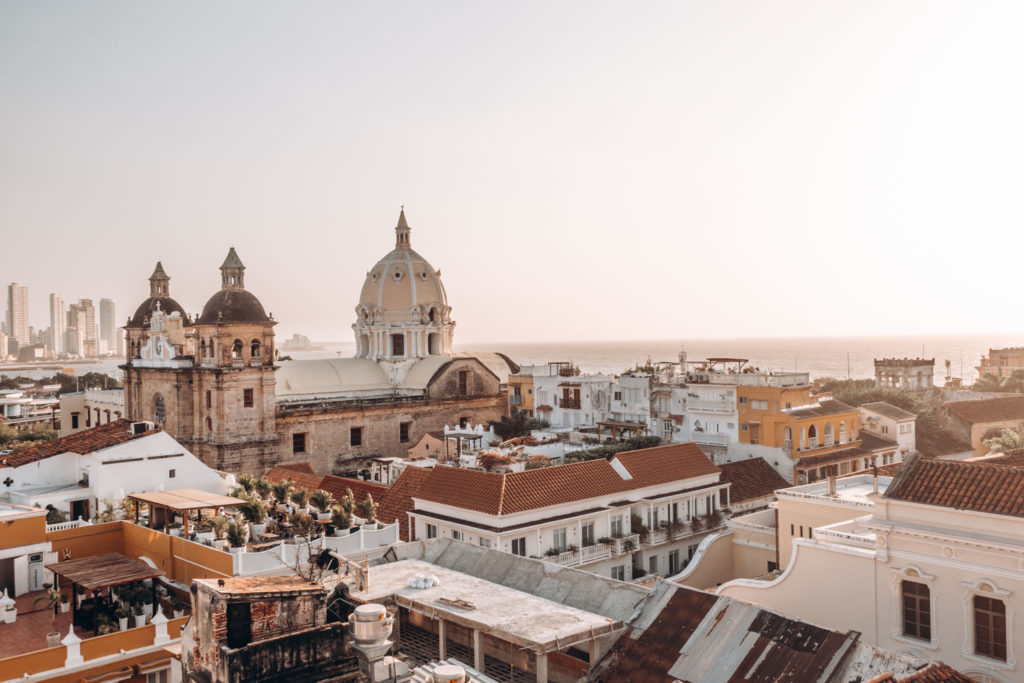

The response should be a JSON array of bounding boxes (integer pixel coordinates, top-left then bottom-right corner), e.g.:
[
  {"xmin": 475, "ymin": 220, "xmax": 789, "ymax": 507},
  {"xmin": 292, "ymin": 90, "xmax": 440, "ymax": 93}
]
[{"xmin": 395, "ymin": 207, "xmax": 411, "ymax": 248}]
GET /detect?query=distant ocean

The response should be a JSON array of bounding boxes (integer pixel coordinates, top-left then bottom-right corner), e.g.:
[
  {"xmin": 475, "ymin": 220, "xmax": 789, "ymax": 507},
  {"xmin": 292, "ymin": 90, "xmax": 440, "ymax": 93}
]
[{"xmin": 5, "ymin": 334, "xmax": 1021, "ymax": 385}]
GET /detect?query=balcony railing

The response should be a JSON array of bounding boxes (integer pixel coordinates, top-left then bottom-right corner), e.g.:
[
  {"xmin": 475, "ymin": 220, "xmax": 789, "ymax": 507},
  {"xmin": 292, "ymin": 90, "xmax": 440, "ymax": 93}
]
[
  {"xmin": 510, "ymin": 395, "xmax": 523, "ymax": 406},
  {"xmin": 232, "ymin": 357, "xmax": 245, "ymax": 368},
  {"xmin": 610, "ymin": 533, "xmax": 639, "ymax": 555},
  {"xmin": 201, "ymin": 357, "xmax": 217, "ymax": 368},
  {"xmin": 641, "ymin": 520, "xmax": 725, "ymax": 546},
  {"xmin": 543, "ymin": 543, "xmax": 612, "ymax": 567},
  {"xmin": 559, "ymin": 400, "xmax": 581, "ymax": 410},
  {"xmin": 640, "ymin": 528, "xmax": 668, "ymax": 545},
  {"xmin": 686, "ymin": 400, "xmax": 734, "ymax": 414},
  {"xmin": 249, "ymin": 357, "xmax": 263, "ymax": 367},
  {"xmin": 692, "ymin": 432, "xmax": 730, "ymax": 447}
]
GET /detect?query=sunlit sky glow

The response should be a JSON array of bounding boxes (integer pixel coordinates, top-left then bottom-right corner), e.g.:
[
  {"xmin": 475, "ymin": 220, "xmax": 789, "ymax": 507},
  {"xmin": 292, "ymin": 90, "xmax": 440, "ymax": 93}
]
[{"xmin": 2, "ymin": 1, "xmax": 1022, "ymax": 343}]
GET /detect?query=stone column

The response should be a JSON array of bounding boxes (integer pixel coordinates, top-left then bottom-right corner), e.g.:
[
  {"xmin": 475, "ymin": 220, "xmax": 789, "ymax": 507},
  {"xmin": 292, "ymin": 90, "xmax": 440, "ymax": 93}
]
[
  {"xmin": 438, "ymin": 619, "xmax": 446, "ymax": 660},
  {"xmin": 473, "ymin": 629, "xmax": 484, "ymax": 672}
]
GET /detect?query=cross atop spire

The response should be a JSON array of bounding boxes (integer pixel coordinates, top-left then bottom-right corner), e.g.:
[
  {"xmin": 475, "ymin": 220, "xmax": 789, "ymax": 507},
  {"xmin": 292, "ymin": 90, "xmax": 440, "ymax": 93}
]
[{"xmin": 395, "ymin": 207, "xmax": 411, "ymax": 249}]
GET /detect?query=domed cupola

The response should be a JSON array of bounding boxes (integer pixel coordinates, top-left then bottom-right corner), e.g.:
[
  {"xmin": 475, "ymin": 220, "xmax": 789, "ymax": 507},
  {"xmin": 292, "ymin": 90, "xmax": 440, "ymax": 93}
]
[
  {"xmin": 353, "ymin": 209, "xmax": 455, "ymax": 360},
  {"xmin": 197, "ymin": 248, "xmax": 271, "ymax": 325},
  {"xmin": 128, "ymin": 261, "xmax": 188, "ymax": 328}
]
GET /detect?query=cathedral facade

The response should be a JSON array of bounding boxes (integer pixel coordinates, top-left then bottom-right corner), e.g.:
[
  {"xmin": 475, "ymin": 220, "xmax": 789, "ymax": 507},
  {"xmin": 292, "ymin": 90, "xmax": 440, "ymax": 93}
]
[{"xmin": 122, "ymin": 211, "xmax": 514, "ymax": 474}]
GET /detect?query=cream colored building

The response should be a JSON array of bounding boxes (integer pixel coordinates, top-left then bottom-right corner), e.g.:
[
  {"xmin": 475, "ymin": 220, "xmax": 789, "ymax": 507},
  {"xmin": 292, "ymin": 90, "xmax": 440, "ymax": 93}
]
[{"xmin": 718, "ymin": 454, "xmax": 1024, "ymax": 683}]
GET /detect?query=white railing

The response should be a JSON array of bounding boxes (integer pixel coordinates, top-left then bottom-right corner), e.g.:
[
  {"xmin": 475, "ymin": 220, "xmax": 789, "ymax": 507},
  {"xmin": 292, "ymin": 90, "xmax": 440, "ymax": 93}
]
[
  {"xmin": 610, "ymin": 534, "xmax": 639, "ymax": 555},
  {"xmin": 686, "ymin": 400, "xmax": 734, "ymax": 414},
  {"xmin": 775, "ymin": 489, "xmax": 874, "ymax": 510},
  {"xmin": 231, "ymin": 523, "xmax": 399, "ymax": 575},
  {"xmin": 692, "ymin": 432, "xmax": 730, "ymax": 447},
  {"xmin": 46, "ymin": 517, "xmax": 92, "ymax": 532},
  {"xmin": 249, "ymin": 357, "xmax": 262, "ymax": 367},
  {"xmin": 813, "ymin": 523, "xmax": 876, "ymax": 549},
  {"xmin": 641, "ymin": 528, "xmax": 668, "ymax": 545},
  {"xmin": 201, "ymin": 357, "xmax": 217, "ymax": 368},
  {"xmin": 231, "ymin": 357, "xmax": 245, "ymax": 368},
  {"xmin": 543, "ymin": 543, "xmax": 612, "ymax": 568}
]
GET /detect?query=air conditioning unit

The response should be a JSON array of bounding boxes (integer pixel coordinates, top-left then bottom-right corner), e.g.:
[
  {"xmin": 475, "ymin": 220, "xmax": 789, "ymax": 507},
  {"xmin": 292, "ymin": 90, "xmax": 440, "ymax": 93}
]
[{"xmin": 130, "ymin": 421, "xmax": 155, "ymax": 435}]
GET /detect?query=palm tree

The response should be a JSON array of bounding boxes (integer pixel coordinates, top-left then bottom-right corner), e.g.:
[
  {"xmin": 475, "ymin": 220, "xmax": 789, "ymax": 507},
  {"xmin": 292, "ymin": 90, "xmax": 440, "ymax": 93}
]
[
  {"xmin": 290, "ymin": 488, "xmax": 310, "ymax": 509},
  {"xmin": 236, "ymin": 474, "xmax": 256, "ymax": 494},
  {"xmin": 309, "ymin": 489, "xmax": 334, "ymax": 513},
  {"xmin": 983, "ymin": 427, "xmax": 1024, "ymax": 454},
  {"xmin": 33, "ymin": 588, "xmax": 62, "ymax": 637},
  {"xmin": 358, "ymin": 494, "xmax": 378, "ymax": 524},
  {"xmin": 209, "ymin": 516, "xmax": 229, "ymax": 540},
  {"xmin": 253, "ymin": 477, "xmax": 273, "ymax": 499},
  {"xmin": 330, "ymin": 503, "xmax": 352, "ymax": 530}
]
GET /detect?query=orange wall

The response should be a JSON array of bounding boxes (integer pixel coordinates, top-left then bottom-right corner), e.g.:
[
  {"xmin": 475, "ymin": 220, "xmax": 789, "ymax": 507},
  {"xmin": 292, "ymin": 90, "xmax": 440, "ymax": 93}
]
[
  {"xmin": 47, "ymin": 521, "xmax": 232, "ymax": 585},
  {"xmin": 2, "ymin": 514, "xmax": 47, "ymax": 549},
  {"xmin": 0, "ymin": 617, "xmax": 187, "ymax": 682},
  {"xmin": 47, "ymin": 521, "xmax": 124, "ymax": 560},
  {"xmin": 737, "ymin": 386, "xmax": 814, "ymax": 446}
]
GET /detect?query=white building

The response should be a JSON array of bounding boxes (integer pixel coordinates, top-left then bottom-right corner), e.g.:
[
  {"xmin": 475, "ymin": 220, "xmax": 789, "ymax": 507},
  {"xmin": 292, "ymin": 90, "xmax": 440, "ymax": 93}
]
[
  {"xmin": 719, "ymin": 454, "xmax": 1024, "ymax": 682},
  {"xmin": 405, "ymin": 442, "xmax": 731, "ymax": 581},
  {"xmin": 49, "ymin": 293, "xmax": 65, "ymax": 356},
  {"xmin": 0, "ymin": 419, "xmax": 230, "ymax": 522},
  {"xmin": 534, "ymin": 369, "xmax": 613, "ymax": 430},
  {"xmin": 58, "ymin": 388, "xmax": 125, "ymax": 436},
  {"xmin": 860, "ymin": 401, "xmax": 917, "ymax": 456},
  {"xmin": 6, "ymin": 282, "xmax": 29, "ymax": 347}
]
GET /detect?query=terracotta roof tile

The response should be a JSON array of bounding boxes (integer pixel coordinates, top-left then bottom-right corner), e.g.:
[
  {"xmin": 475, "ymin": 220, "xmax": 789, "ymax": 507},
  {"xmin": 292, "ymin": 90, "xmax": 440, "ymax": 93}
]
[
  {"xmin": 945, "ymin": 395, "xmax": 1024, "ymax": 424},
  {"xmin": 885, "ymin": 453, "xmax": 1024, "ymax": 517},
  {"xmin": 415, "ymin": 442, "xmax": 721, "ymax": 515},
  {"xmin": 319, "ymin": 474, "xmax": 388, "ymax": 505},
  {"xmin": 718, "ymin": 458, "xmax": 789, "ymax": 504},
  {"xmin": 263, "ymin": 466, "xmax": 388, "ymax": 505},
  {"xmin": 896, "ymin": 663, "xmax": 974, "ymax": 682},
  {"xmin": 376, "ymin": 467, "xmax": 432, "ymax": 541},
  {"xmin": 1, "ymin": 420, "xmax": 155, "ymax": 468},
  {"xmin": 861, "ymin": 402, "xmax": 917, "ymax": 421},
  {"xmin": 785, "ymin": 398, "xmax": 858, "ymax": 419}
]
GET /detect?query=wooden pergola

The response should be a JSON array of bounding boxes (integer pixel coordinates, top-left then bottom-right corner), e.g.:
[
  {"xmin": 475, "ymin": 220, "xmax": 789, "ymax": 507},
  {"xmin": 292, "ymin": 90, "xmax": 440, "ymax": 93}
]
[
  {"xmin": 45, "ymin": 552, "xmax": 165, "ymax": 633},
  {"xmin": 128, "ymin": 488, "xmax": 246, "ymax": 538},
  {"xmin": 596, "ymin": 420, "xmax": 649, "ymax": 441}
]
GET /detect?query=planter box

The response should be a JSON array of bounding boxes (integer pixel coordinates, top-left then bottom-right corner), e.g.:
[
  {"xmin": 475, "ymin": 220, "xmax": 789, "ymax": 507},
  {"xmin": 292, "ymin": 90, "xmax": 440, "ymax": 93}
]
[
  {"xmin": 119, "ymin": 617, "xmax": 128, "ymax": 631},
  {"xmin": 60, "ymin": 602, "xmax": 70, "ymax": 613},
  {"xmin": 46, "ymin": 632, "xmax": 60, "ymax": 648},
  {"xmin": 3, "ymin": 608, "xmax": 16, "ymax": 624},
  {"xmin": 134, "ymin": 614, "xmax": 147, "ymax": 628},
  {"xmin": 251, "ymin": 523, "xmax": 267, "ymax": 537}
]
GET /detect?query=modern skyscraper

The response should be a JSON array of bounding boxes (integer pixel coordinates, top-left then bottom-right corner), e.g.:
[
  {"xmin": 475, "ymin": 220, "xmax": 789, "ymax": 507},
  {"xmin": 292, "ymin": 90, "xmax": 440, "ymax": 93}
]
[
  {"xmin": 68, "ymin": 299, "xmax": 97, "ymax": 357},
  {"xmin": 99, "ymin": 298, "xmax": 116, "ymax": 355},
  {"xmin": 49, "ymin": 293, "xmax": 66, "ymax": 356},
  {"xmin": 6, "ymin": 283, "xmax": 29, "ymax": 346}
]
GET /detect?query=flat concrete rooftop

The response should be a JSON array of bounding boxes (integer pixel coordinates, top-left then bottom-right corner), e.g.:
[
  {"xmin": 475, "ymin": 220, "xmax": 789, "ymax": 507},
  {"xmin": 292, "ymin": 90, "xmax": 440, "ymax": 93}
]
[
  {"xmin": 777, "ymin": 474, "xmax": 891, "ymax": 507},
  {"xmin": 350, "ymin": 559, "xmax": 620, "ymax": 652}
]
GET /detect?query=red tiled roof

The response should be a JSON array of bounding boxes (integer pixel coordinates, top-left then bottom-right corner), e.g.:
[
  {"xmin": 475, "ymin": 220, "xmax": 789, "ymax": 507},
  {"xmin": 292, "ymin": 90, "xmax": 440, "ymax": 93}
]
[
  {"xmin": 885, "ymin": 453, "xmax": 1024, "ymax": 517},
  {"xmin": 376, "ymin": 467, "xmax": 432, "ymax": 541},
  {"xmin": 276, "ymin": 462, "xmax": 316, "ymax": 475},
  {"xmin": 945, "ymin": 395, "xmax": 1024, "ymax": 424},
  {"xmin": 1, "ymin": 420, "xmax": 156, "ymax": 468},
  {"xmin": 894, "ymin": 663, "xmax": 974, "ymax": 682},
  {"xmin": 319, "ymin": 474, "xmax": 388, "ymax": 504},
  {"xmin": 718, "ymin": 458, "xmax": 789, "ymax": 504},
  {"xmin": 415, "ymin": 442, "xmax": 721, "ymax": 516},
  {"xmin": 263, "ymin": 466, "xmax": 388, "ymax": 505},
  {"xmin": 265, "ymin": 465, "xmax": 322, "ymax": 492}
]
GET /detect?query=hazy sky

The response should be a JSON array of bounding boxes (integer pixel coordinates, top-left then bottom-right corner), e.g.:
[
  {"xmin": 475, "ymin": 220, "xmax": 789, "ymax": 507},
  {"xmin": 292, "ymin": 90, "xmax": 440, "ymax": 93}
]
[{"xmin": 2, "ymin": 1, "xmax": 1022, "ymax": 344}]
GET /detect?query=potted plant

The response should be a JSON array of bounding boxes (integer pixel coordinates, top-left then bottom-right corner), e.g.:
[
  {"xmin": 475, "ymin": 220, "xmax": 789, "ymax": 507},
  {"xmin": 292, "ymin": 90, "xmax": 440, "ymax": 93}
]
[
  {"xmin": 75, "ymin": 584, "xmax": 85, "ymax": 607},
  {"xmin": 168, "ymin": 521, "xmax": 183, "ymax": 537},
  {"xmin": 96, "ymin": 615, "xmax": 118, "ymax": 635},
  {"xmin": 330, "ymin": 504, "xmax": 352, "ymax": 535},
  {"xmin": 253, "ymin": 477, "xmax": 273, "ymax": 500},
  {"xmin": 210, "ymin": 515, "xmax": 230, "ymax": 549},
  {"xmin": 133, "ymin": 603, "xmax": 146, "ymax": 627},
  {"xmin": 290, "ymin": 488, "xmax": 309, "ymax": 512},
  {"xmin": 116, "ymin": 606, "xmax": 129, "ymax": 631},
  {"xmin": 226, "ymin": 521, "xmax": 248, "ymax": 554},
  {"xmin": 358, "ymin": 494, "xmax": 379, "ymax": 529},
  {"xmin": 288, "ymin": 511, "xmax": 315, "ymax": 542},
  {"xmin": 239, "ymin": 496, "xmax": 269, "ymax": 537},
  {"xmin": 59, "ymin": 593, "xmax": 70, "ymax": 613},
  {"xmin": 237, "ymin": 473, "xmax": 256, "ymax": 494},
  {"xmin": 0, "ymin": 588, "xmax": 15, "ymax": 623},
  {"xmin": 309, "ymin": 489, "xmax": 335, "ymax": 521},
  {"xmin": 32, "ymin": 588, "xmax": 62, "ymax": 647},
  {"xmin": 271, "ymin": 479, "xmax": 293, "ymax": 511},
  {"xmin": 172, "ymin": 598, "xmax": 185, "ymax": 619}
]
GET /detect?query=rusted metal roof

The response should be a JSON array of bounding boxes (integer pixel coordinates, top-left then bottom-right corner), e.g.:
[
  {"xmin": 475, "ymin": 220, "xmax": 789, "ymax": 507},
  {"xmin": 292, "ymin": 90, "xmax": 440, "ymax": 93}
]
[{"xmin": 591, "ymin": 582, "xmax": 965, "ymax": 682}]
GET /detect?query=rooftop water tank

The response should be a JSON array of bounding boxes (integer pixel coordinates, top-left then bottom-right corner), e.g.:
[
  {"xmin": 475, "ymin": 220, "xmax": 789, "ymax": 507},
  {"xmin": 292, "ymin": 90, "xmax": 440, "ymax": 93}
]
[
  {"xmin": 432, "ymin": 664, "xmax": 466, "ymax": 683},
  {"xmin": 350, "ymin": 603, "xmax": 393, "ymax": 644}
]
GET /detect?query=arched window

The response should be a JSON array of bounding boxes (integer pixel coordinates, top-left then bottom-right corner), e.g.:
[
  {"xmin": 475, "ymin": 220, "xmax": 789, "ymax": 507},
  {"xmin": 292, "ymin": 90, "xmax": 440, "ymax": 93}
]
[
  {"xmin": 783, "ymin": 427, "xmax": 793, "ymax": 451},
  {"xmin": 251, "ymin": 339, "xmax": 261, "ymax": 360},
  {"xmin": 839, "ymin": 421, "xmax": 849, "ymax": 444},
  {"xmin": 824, "ymin": 423, "xmax": 834, "ymax": 446},
  {"xmin": 693, "ymin": 420, "xmax": 703, "ymax": 433},
  {"xmin": 206, "ymin": 416, "xmax": 213, "ymax": 433},
  {"xmin": 807, "ymin": 424, "xmax": 818, "ymax": 449},
  {"xmin": 428, "ymin": 332, "xmax": 440, "ymax": 355},
  {"xmin": 232, "ymin": 339, "xmax": 243, "ymax": 359},
  {"xmin": 200, "ymin": 339, "xmax": 207, "ymax": 358},
  {"xmin": 428, "ymin": 307, "xmax": 437, "ymax": 323}
]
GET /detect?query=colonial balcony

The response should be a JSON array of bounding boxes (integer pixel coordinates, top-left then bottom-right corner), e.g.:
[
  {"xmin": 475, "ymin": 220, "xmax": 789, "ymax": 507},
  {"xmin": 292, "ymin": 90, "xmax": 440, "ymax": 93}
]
[
  {"xmin": 609, "ymin": 533, "xmax": 639, "ymax": 555},
  {"xmin": 543, "ymin": 543, "xmax": 612, "ymax": 567},
  {"xmin": 686, "ymin": 400, "xmax": 734, "ymax": 414},
  {"xmin": 559, "ymin": 400, "xmax": 582, "ymax": 410},
  {"xmin": 231, "ymin": 357, "xmax": 244, "ymax": 368},
  {"xmin": 640, "ymin": 528, "xmax": 668, "ymax": 546},
  {"xmin": 249, "ymin": 357, "xmax": 262, "ymax": 367},
  {"xmin": 509, "ymin": 395, "xmax": 523, "ymax": 406},
  {"xmin": 200, "ymin": 357, "xmax": 217, "ymax": 368}
]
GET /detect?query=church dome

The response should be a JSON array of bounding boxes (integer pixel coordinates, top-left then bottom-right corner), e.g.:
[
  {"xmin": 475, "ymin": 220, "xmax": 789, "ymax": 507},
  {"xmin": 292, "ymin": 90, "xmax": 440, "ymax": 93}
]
[
  {"xmin": 356, "ymin": 209, "xmax": 449, "ymax": 324},
  {"xmin": 197, "ymin": 289, "xmax": 270, "ymax": 325},
  {"xmin": 195, "ymin": 248, "xmax": 272, "ymax": 325},
  {"xmin": 353, "ymin": 210, "xmax": 455, "ymax": 360},
  {"xmin": 128, "ymin": 261, "xmax": 188, "ymax": 328}
]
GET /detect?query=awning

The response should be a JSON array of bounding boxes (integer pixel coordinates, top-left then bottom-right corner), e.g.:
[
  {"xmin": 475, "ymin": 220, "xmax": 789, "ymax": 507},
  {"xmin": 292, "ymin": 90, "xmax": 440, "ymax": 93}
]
[{"xmin": 46, "ymin": 552, "xmax": 164, "ymax": 591}]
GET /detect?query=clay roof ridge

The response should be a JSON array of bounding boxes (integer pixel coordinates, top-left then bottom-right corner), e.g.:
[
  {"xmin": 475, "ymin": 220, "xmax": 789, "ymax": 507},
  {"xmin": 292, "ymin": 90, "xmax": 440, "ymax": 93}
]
[{"xmin": 497, "ymin": 473, "xmax": 508, "ymax": 516}]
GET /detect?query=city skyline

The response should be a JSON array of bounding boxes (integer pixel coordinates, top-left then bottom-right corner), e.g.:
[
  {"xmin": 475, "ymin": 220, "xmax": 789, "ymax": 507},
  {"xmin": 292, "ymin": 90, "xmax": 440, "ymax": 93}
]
[{"xmin": 3, "ymin": 2, "xmax": 1023, "ymax": 345}]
